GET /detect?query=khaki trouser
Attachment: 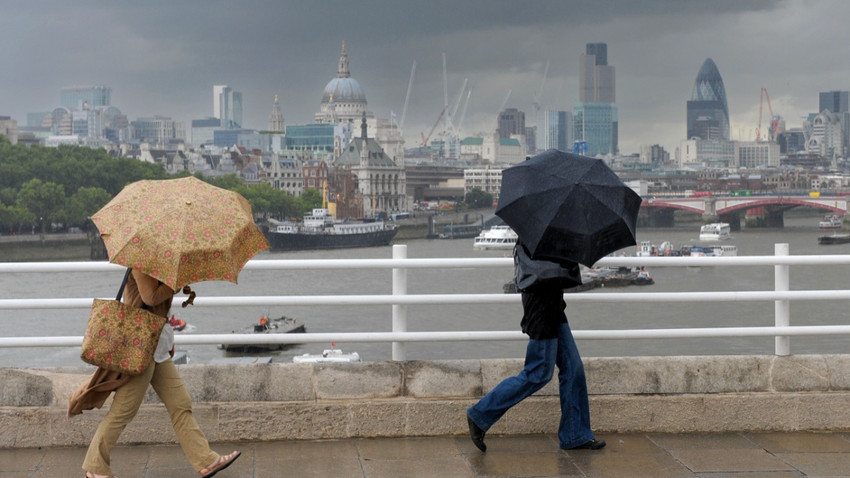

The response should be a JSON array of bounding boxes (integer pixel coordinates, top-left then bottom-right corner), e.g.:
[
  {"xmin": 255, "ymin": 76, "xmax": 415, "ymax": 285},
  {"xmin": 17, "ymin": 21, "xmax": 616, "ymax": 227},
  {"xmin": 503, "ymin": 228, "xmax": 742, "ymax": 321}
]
[{"xmin": 82, "ymin": 359, "xmax": 219, "ymax": 475}]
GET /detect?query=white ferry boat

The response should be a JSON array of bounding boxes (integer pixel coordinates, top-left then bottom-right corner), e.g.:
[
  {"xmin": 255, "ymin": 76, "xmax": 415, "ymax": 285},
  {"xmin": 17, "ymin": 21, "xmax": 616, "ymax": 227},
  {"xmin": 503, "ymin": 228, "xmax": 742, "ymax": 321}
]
[
  {"xmin": 688, "ymin": 244, "xmax": 738, "ymax": 257},
  {"xmin": 472, "ymin": 225, "xmax": 518, "ymax": 250},
  {"xmin": 698, "ymin": 223, "xmax": 731, "ymax": 241},
  {"xmin": 818, "ymin": 215, "xmax": 843, "ymax": 230}
]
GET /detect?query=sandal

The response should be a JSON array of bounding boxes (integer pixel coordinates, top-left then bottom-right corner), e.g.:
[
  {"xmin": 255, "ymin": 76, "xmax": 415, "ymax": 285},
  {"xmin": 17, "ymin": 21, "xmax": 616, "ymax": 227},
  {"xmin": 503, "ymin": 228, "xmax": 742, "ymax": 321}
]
[
  {"xmin": 85, "ymin": 473, "xmax": 116, "ymax": 478},
  {"xmin": 200, "ymin": 450, "xmax": 241, "ymax": 478}
]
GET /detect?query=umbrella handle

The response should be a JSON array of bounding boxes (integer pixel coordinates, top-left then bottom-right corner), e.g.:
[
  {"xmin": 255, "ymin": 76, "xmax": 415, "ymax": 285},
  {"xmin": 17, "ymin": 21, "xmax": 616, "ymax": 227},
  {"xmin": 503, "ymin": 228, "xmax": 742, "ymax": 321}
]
[{"xmin": 181, "ymin": 286, "xmax": 196, "ymax": 308}]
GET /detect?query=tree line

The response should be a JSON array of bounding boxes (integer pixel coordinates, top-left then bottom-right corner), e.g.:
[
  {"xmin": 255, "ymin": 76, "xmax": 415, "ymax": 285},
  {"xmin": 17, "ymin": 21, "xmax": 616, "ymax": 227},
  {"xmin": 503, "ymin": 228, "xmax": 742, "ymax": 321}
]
[{"xmin": 0, "ymin": 136, "xmax": 321, "ymax": 235}]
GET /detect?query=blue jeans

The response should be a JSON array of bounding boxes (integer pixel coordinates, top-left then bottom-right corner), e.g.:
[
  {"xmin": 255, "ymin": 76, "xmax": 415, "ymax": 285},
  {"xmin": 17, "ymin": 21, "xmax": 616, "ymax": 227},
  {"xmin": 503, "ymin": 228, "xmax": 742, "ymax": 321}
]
[{"xmin": 467, "ymin": 322, "xmax": 594, "ymax": 449}]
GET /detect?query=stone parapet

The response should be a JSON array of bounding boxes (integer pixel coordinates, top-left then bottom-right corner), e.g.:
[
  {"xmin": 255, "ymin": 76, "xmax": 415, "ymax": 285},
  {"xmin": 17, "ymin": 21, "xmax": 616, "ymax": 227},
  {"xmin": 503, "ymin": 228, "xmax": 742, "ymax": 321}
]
[{"xmin": 3, "ymin": 355, "xmax": 850, "ymax": 448}]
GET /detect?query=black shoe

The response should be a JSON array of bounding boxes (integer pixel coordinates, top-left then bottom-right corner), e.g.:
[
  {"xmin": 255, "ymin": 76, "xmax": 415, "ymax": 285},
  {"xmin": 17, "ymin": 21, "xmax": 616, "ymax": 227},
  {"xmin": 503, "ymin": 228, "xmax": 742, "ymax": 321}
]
[
  {"xmin": 564, "ymin": 439, "xmax": 606, "ymax": 450},
  {"xmin": 466, "ymin": 414, "xmax": 487, "ymax": 452}
]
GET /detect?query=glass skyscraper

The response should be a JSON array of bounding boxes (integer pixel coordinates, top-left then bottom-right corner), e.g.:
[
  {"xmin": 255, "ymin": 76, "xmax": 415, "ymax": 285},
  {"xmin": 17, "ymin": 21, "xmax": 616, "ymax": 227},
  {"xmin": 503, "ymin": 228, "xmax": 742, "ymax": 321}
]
[
  {"xmin": 537, "ymin": 109, "xmax": 572, "ymax": 152},
  {"xmin": 573, "ymin": 103, "xmax": 618, "ymax": 156},
  {"xmin": 819, "ymin": 91, "xmax": 848, "ymax": 114},
  {"xmin": 213, "ymin": 85, "xmax": 243, "ymax": 128},
  {"xmin": 574, "ymin": 43, "xmax": 617, "ymax": 155},
  {"xmin": 686, "ymin": 59, "xmax": 729, "ymax": 141},
  {"xmin": 60, "ymin": 85, "xmax": 111, "ymax": 109}
]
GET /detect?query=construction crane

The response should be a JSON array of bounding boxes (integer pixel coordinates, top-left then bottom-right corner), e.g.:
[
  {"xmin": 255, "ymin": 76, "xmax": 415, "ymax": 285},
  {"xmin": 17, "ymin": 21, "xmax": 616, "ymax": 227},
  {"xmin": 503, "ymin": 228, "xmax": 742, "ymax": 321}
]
[
  {"xmin": 756, "ymin": 87, "xmax": 779, "ymax": 142},
  {"xmin": 531, "ymin": 59, "xmax": 550, "ymax": 112},
  {"xmin": 399, "ymin": 61, "xmax": 416, "ymax": 135},
  {"xmin": 421, "ymin": 105, "xmax": 448, "ymax": 148}
]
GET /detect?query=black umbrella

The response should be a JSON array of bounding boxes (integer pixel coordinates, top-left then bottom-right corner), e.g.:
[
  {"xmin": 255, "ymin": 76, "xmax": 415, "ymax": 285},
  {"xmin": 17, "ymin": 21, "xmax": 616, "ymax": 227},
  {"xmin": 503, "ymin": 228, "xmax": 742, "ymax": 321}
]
[{"xmin": 495, "ymin": 149, "xmax": 642, "ymax": 267}]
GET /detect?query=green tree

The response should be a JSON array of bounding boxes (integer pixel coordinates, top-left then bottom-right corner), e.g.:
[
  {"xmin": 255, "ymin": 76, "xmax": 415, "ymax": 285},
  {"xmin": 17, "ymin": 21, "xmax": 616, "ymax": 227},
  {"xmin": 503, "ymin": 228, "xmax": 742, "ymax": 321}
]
[
  {"xmin": 464, "ymin": 188, "xmax": 493, "ymax": 209},
  {"xmin": 0, "ymin": 203, "xmax": 35, "ymax": 234},
  {"xmin": 66, "ymin": 186, "xmax": 113, "ymax": 227},
  {"xmin": 16, "ymin": 179, "xmax": 66, "ymax": 234},
  {"xmin": 300, "ymin": 188, "xmax": 323, "ymax": 213}
]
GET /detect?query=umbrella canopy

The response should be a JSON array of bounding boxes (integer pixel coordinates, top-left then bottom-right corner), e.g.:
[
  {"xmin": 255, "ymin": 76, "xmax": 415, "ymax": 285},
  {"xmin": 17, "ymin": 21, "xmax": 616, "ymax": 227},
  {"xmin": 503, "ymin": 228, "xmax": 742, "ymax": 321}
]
[
  {"xmin": 495, "ymin": 149, "xmax": 642, "ymax": 267},
  {"xmin": 91, "ymin": 176, "xmax": 269, "ymax": 290}
]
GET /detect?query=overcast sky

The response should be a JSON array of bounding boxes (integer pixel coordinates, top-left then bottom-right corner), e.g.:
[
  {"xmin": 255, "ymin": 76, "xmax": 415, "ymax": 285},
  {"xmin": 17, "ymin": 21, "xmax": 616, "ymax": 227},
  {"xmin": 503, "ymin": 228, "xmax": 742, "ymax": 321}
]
[{"xmin": 2, "ymin": 0, "xmax": 849, "ymax": 155}]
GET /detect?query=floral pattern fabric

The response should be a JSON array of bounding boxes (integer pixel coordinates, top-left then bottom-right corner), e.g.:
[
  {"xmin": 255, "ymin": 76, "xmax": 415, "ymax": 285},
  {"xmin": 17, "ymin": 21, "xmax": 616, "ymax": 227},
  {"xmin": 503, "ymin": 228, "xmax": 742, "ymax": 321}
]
[
  {"xmin": 91, "ymin": 176, "xmax": 269, "ymax": 290},
  {"xmin": 81, "ymin": 299, "xmax": 165, "ymax": 375}
]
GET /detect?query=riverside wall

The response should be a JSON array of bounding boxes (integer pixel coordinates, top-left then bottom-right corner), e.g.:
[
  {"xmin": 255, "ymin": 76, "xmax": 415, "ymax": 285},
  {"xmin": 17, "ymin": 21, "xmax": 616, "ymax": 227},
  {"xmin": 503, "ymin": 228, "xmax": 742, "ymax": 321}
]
[{"xmin": 3, "ymin": 354, "xmax": 850, "ymax": 449}]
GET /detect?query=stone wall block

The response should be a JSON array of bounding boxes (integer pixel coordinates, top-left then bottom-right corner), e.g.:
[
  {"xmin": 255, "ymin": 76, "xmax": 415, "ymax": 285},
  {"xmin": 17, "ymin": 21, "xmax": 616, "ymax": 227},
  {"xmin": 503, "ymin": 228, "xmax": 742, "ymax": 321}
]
[
  {"xmin": 405, "ymin": 400, "xmax": 471, "ymax": 436},
  {"xmin": 309, "ymin": 402, "xmax": 356, "ymax": 439},
  {"xmin": 218, "ymin": 402, "xmax": 313, "ymax": 441},
  {"xmin": 403, "ymin": 360, "xmax": 480, "ymax": 398},
  {"xmin": 0, "ymin": 370, "xmax": 53, "ymax": 406},
  {"xmin": 823, "ymin": 354, "xmax": 850, "ymax": 390},
  {"xmin": 314, "ymin": 362, "xmax": 402, "ymax": 400},
  {"xmin": 501, "ymin": 398, "xmax": 560, "ymax": 435},
  {"xmin": 0, "ymin": 408, "xmax": 50, "ymax": 447},
  {"xmin": 346, "ymin": 400, "xmax": 406, "ymax": 437},
  {"xmin": 770, "ymin": 355, "xmax": 829, "ymax": 392},
  {"xmin": 479, "ymin": 359, "xmax": 523, "ymax": 393}
]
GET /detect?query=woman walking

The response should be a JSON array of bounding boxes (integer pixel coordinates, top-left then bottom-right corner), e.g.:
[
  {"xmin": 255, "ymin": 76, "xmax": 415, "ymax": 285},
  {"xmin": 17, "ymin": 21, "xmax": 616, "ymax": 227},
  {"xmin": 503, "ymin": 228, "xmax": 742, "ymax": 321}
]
[{"xmin": 72, "ymin": 269, "xmax": 240, "ymax": 478}]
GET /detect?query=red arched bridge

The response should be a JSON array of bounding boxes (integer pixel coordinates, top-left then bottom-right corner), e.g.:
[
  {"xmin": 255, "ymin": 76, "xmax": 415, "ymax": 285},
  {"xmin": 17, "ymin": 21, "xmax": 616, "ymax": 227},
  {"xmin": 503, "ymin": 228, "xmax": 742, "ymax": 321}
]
[{"xmin": 640, "ymin": 195, "xmax": 847, "ymax": 228}]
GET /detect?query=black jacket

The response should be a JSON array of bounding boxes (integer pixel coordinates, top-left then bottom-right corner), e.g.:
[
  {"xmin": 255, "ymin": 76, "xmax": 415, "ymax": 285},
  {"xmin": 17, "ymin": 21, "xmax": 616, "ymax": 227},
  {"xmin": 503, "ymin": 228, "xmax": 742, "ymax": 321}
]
[{"xmin": 520, "ymin": 287, "xmax": 567, "ymax": 340}]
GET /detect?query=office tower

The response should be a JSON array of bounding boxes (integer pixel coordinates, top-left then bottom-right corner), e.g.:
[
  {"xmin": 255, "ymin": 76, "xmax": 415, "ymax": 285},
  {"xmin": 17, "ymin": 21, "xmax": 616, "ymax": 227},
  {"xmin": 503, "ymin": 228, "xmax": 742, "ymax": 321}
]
[
  {"xmin": 686, "ymin": 58, "xmax": 729, "ymax": 141},
  {"xmin": 574, "ymin": 43, "xmax": 617, "ymax": 155},
  {"xmin": 60, "ymin": 85, "xmax": 111, "ymax": 109},
  {"xmin": 498, "ymin": 108, "xmax": 525, "ymax": 138},
  {"xmin": 819, "ymin": 91, "xmax": 848, "ymax": 114},
  {"xmin": 537, "ymin": 109, "xmax": 572, "ymax": 151},
  {"xmin": 213, "ymin": 85, "xmax": 243, "ymax": 128},
  {"xmin": 579, "ymin": 43, "xmax": 615, "ymax": 103},
  {"xmin": 820, "ymin": 91, "xmax": 849, "ymax": 157}
]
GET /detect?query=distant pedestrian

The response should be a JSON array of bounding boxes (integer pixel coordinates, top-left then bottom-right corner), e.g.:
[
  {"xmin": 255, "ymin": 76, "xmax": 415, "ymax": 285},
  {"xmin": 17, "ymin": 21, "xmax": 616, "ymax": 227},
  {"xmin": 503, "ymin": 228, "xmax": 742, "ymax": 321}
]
[{"xmin": 466, "ymin": 241, "xmax": 604, "ymax": 452}]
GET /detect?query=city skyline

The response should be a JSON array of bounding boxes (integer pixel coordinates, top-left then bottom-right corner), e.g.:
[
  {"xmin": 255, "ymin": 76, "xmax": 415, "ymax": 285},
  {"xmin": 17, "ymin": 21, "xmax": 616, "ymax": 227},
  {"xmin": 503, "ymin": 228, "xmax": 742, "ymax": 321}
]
[{"xmin": 2, "ymin": 0, "xmax": 850, "ymax": 155}]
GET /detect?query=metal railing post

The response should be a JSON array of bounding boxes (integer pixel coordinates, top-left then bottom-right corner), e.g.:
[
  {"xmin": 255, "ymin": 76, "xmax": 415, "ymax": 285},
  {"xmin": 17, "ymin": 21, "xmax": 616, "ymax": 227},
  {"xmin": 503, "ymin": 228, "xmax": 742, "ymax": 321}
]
[
  {"xmin": 392, "ymin": 244, "xmax": 407, "ymax": 361},
  {"xmin": 775, "ymin": 243, "xmax": 790, "ymax": 356}
]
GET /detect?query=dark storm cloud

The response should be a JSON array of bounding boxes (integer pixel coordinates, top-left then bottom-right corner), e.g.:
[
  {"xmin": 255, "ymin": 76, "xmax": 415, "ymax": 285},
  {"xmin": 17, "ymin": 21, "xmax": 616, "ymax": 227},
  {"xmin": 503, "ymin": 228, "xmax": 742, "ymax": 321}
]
[{"xmin": 2, "ymin": 0, "xmax": 844, "ymax": 154}]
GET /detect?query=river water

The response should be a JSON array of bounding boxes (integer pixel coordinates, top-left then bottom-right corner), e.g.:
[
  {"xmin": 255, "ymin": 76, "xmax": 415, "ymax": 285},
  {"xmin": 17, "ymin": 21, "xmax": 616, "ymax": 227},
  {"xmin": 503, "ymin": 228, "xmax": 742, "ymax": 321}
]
[{"xmin": 1, "ymin": 213, "xmax": 849, "ymax": 367}]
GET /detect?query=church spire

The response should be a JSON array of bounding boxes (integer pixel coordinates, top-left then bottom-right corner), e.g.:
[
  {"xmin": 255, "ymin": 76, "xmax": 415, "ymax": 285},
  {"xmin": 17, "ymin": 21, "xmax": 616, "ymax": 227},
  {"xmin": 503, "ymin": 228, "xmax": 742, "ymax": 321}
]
[
  {"xmin": 338, "ymin": 40, "xmax": 350, "ymax": 78},
  {"xmin": 268, "ymin": 94, "xmax": 284, "ymax": 132}
]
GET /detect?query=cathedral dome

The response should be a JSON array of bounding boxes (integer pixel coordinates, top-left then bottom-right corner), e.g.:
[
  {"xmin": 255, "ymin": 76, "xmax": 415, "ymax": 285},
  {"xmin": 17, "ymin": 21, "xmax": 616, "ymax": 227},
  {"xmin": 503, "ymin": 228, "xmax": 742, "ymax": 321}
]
[
  {"xmin": 320, "ymin": 40, "xmax": 367, "ymax": 105},
  {"xmin": 321, "ymin": 77, "xmax": 367, "ymax": 104}
]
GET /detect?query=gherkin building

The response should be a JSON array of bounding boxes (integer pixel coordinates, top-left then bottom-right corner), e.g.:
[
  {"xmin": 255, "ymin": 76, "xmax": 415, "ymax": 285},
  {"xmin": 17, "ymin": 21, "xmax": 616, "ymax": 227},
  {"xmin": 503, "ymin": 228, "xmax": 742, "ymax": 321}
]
[{"xmin": 686, "ymin": 58, "xmax": 729, "ymax": 141}]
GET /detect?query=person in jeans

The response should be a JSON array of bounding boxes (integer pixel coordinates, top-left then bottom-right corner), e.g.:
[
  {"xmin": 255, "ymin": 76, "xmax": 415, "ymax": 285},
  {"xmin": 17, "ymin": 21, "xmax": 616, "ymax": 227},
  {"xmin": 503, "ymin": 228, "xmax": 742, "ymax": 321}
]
[
  {"xmin": 466, "ymin": 245, "xmax": 604, "ymax": 452},
  {"xmin": 79, "ymin": 269, "xmax": 240, "ymax": 478}
]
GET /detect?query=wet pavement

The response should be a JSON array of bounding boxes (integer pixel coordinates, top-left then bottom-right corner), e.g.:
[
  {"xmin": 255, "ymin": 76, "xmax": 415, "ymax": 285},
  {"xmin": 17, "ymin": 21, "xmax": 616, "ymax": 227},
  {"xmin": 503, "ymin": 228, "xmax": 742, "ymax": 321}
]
[{"xmin": 3, "ymin": 431, "xmax": 850, "ymax": 477}]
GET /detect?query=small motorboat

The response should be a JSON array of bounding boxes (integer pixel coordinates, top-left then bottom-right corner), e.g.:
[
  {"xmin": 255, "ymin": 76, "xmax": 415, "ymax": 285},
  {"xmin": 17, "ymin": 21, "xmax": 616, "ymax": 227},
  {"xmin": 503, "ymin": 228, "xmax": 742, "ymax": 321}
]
[
  {"xmin": 220, "ymin": 315, "xmax": 306, "ymax": 352},
  {"xmin": 292, "ymin": 345, "xmax": 361, "ymax": 363},
  {"xmin": 168, "ymin": 315, "xmax": 187, "ymax": 331}
]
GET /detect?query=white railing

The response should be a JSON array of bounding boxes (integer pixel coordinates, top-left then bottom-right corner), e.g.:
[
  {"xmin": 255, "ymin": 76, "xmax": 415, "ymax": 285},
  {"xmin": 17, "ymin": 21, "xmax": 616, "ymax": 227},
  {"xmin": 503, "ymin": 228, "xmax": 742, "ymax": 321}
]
[{"xmin": 3, "ymin": 243, "xmax": 850, "ymax": 360}]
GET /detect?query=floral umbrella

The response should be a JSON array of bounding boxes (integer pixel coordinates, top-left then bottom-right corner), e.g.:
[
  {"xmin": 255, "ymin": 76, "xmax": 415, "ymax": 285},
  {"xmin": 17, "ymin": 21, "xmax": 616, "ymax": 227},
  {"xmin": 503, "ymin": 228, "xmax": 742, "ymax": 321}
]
[{"xmin": 91, "ymin": 176, "xmax": 269, "ymax": 290}]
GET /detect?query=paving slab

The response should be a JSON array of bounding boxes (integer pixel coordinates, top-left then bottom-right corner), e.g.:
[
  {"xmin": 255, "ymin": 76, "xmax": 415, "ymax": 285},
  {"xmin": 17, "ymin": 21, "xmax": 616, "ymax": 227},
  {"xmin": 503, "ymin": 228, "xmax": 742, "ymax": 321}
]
[{"xmin": 4, "ymin": 432, "xmax": 850, "ymax": 477}]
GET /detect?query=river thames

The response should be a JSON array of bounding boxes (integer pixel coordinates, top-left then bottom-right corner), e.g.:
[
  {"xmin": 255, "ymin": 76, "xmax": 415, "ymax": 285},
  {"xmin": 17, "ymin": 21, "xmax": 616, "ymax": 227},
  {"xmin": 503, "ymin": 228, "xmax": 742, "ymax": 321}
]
[{"xmin": 1, "ymin": 213, "xmax": 849, "ymax": 368}]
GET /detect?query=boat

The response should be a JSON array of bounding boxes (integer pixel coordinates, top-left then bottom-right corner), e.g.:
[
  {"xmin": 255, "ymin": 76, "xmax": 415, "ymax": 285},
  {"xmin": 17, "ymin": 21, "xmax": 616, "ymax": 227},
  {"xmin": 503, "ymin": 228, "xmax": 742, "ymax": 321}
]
[
  {"xmin": 264, "ymin": 208, "xmax": 398, "ymax": 251},
  {"xmin": 438, "ymin": 223, "xmax": 483, "ymax": 239},
  {"xmin": 635, "ymin": 240, "xmax": 681, "ymax": 257},
  {"xmin": 699, "ymin": 223, "xmax": 731, "ymax": 241},
  {"xmin": 473, "ymin": 225, "xmax": 518, "ymax": 250},
  {"xmin": 168, "ymin": 315, "xmax": 186, "ymax": 331},
  {"xmin": 220, "ymin": 315, "xmax": 306, "ymax": 352},
  {"xmin": 292, "ymin": 347, "xmax": 361, "ymax": 363},
  {"xmin": 502, "ymin": 266, "xmax": 654, "ymax": 293},
  {"xmin": 819, "ymin": 215, "xmax": 843, "ymax": 230},
  {"xmin": 687, "ymin": 245, "xmax": 738, "ymax": 257},
  {"xmin": 818, "ymin": 233, "xmax": 850, "ymax": 245}
]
